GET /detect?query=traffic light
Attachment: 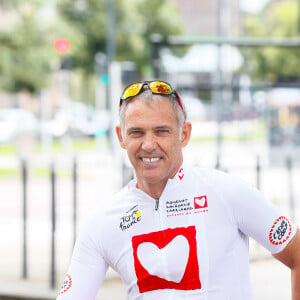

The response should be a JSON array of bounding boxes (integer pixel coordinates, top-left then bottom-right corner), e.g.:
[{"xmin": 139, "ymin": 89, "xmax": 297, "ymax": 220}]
[
  {"xmin": 95, "ymin": 52, "xmax": 109, "ymax": 86},
  {"xmin": 54, "ymin": 38, "xmax": 71, "ymax": 55},
  {"xmin": 60, "ymin": 56, "xmax": 72, "ymax": 70}
]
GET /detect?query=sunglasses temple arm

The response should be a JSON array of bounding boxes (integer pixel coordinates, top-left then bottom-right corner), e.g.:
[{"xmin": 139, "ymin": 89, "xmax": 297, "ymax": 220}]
[{"xmin": 175, "ymin": 91, "xmax": 185, "ymax": 113}]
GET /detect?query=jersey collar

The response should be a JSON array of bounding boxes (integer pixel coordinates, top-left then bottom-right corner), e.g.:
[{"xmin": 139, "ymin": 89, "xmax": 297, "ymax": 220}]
[{"xmin": 127, "ymin": 162, "xmax": 186, "ymax": 192}]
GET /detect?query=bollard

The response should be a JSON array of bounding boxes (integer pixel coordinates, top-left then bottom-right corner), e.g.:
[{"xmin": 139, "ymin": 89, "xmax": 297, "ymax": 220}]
[
  {"xmin": 256, "ymin": 155, "xmax": 261, "ymax": 190},
  {"xmin": 50, "ymin": 161, "xmax": 56, "ymax": 289},
  {"xmin": 21, "ymin": 159, "xmax": 28, "ymax": 279},
  {"xmin": 215, "ymin": 153, "xmax": 220, "ymax": 170},
  {"xmin": 286, "ymin": 156, "xmax": 295, "ymax": 222},
  {"xmin": 73, "ymin": 156, "xmax": 77, "ymax": 247}
]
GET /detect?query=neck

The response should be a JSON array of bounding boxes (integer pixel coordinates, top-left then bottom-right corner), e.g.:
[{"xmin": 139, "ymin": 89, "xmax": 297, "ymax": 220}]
[
  {"xmin": 135, "ymin": 158, "xmax": 183, "ymax": 199},
  {"xmin": 137, "ymin": 179, "xmax": 167, "ymax": 200}
]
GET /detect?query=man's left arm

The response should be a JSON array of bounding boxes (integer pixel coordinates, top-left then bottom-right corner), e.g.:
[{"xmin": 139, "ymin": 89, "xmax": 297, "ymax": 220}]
[{"xmin": 273, "ymin": 229, "xmax": 300, "ymax": 300}]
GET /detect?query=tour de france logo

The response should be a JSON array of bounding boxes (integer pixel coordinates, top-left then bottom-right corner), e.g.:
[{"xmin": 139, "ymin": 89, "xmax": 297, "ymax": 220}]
[
  {"xmin": 120, "ymin": 205, "xmax": 142, "ymax": 231},
  {"xmin": 269, "ymin": 216, "xmax": 292, "ymax": 246}
]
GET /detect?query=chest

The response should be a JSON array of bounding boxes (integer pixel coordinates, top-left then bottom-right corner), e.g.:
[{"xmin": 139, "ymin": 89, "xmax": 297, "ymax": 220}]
[{"xmin": 103, "ymin": 188, "xmax": 243, "ymax": 294}]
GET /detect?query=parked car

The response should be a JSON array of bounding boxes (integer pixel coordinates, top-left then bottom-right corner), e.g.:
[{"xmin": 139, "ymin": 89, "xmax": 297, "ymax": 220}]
[
  {"xmin": 0, "ymin": 108, "xmax": 38, "ymax": 143},
  {"xmin": 266, "ymin": 88, "xmax": 300, "ymax": 163},
  {"xmin": 42, "ymin": 103, "xmax": 110, "ymax": 139}
]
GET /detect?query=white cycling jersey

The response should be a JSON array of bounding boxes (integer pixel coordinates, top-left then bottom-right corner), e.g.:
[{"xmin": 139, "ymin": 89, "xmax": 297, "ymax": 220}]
[{"xmin": 57, "ymin": 163, "xmax": 297, "ymax": 300}]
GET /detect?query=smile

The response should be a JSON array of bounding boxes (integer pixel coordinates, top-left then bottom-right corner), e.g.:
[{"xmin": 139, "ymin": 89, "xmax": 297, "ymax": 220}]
[{"xmin": 141, "ymin": 157, "xmax": 161, "ymax": 163}]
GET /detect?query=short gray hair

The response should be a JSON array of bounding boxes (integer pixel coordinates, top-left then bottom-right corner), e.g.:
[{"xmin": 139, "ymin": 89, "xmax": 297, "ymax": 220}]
[{"xmin": 119, "ymin": 89, "xmax": 186, "ymax": 132}]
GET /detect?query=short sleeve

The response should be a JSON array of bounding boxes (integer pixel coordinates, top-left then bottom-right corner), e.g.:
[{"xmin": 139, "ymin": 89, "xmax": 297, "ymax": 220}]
[{"xmin": 216, "ymin": 171, "xmax": 297, "ymax": 254}]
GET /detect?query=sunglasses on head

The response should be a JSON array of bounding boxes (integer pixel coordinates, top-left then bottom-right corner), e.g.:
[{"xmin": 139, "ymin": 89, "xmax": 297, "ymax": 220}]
[{"xmin": 119, "ymin": 80, "xmax": 184, "ymax": 113}]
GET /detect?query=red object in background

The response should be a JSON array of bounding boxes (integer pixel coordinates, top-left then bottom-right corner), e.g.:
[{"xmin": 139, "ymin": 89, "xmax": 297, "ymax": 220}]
[{"xmin": 54, "ymin": 38, "xmax": 71, "ymax": 54}]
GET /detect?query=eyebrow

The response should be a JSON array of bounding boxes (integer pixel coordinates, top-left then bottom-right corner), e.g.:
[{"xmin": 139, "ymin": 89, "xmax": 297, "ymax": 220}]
[
  {"xmin": 126, "ymin": 125, "xmax": 172, "ymax": 133},
  {"xmin": 155, "ymin": 125, "xmax": 172, "ymax": 131}
]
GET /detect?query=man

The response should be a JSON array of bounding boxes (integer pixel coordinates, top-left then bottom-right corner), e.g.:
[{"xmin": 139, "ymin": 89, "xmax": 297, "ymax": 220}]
[{"xmin": 57, "ymin": 80, "xmax": 300, "ymax": 299}]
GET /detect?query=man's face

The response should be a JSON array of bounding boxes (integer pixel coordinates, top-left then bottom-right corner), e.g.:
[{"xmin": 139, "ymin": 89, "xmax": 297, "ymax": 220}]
[{"xmin": 116, "ymin": 97, "xmax": 191, "ymax": 188}]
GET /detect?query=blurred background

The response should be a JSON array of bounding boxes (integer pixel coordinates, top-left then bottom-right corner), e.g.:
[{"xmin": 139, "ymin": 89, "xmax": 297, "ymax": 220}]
[{"xmin": 0, "ymin": 0, "xmax": 299, "ymax": 299}]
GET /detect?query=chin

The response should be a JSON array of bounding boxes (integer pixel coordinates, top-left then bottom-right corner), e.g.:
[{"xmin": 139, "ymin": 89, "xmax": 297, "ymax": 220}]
[{"xmin": 141, "ymin": 171, "xmax": 170, "ymax": 184}]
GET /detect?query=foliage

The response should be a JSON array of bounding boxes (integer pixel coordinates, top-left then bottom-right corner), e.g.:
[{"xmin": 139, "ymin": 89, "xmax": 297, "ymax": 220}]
[
  {"xmin": 243, "ymin": 1, "xmax": 300, "ymax": 82},
  {"xmin": 0, "ymin": 1, "xmax": 54, "ymax": 93},
  {"xmin": 57, "ymin": 0, "xmax": 183, "ymax": 76},
  {"xmin": 0, "ymin": 0, "xmax": 183, "ymax": 94},
  {"xmin": 0, "ymin": 1, "xmax": 86, "ymax": 93},
  {"xmin": 0, "ymin": 0, "xmax": 42, "ymax": 8}
]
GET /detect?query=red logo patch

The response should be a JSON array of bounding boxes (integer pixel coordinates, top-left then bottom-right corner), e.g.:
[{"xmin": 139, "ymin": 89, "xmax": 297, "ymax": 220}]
[
  {"xmin": 194, "ymin": 196, "xmax": 208, "ymax": 209},
  {"xmin": 269, "ymin": 216, "xmax": 292, "ymax": 245},
  {"xmin": 132, "ymin": 226, "xmax": 201, "ymax": 293},
  {"xmin": 58, "ymin": 274, "xmax": 72, "ymax": 295},
  {"xmin": 178, "ymin": 168, "xmax": 184, "ymax": 181}
]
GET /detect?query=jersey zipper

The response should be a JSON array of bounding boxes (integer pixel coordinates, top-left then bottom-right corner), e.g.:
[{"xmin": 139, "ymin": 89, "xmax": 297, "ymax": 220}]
[
  {"xmin": 155, "ymin": 198, "xmax": 159, "ymax": 211},
  {"xmin": 154, "ymin": 197, "xmax": 162, "ymax": 231}
]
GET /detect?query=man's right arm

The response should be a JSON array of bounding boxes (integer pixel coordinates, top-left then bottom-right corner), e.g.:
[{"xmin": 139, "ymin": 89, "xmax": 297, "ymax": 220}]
[
  {"xmin": 56, "ymin": 258, "xmax": 108, "ymax": 299},
  {"xmin": 56, "ymin": 222, "xmax": 109, "ymax": 299}
]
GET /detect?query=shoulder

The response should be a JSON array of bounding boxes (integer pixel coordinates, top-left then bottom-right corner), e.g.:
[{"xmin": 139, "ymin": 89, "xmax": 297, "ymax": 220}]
[
  {"xmin": 77, "ymin": 185, "xmax": 134, "ymax": 235},
  {"xmin": 188, "ymin": 164, "xmax": 242, "ymax": 187},
  {"xmin": 186, "ymin": 164, "xmax": 257, "ymax": 202},
  {"xmin": 89, "ymin": 185, "xmax": 134, "ymax": 223},
  {"xmin": 73, "ymin": 185, "xmax": 136, "ymax": 254}
]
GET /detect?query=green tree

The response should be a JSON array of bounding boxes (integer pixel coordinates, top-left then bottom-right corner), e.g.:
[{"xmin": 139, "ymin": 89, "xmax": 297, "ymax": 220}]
[
  {"xmin": 0, "ymin": 0, "xmax": 183, "ymax": 95},
  {"xmin": 243, "ymin": 1, "xmax": 300, "ymax": 82},
  {"xmin": 0, "ymin": 1, "xmax": 56, "ymax": 93},
  {"xmin": 57, "ymin": 0, "xmax": 183, "ymax": 77}
]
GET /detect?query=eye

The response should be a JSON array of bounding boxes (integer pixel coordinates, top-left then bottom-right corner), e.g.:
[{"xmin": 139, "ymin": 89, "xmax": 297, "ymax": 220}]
[
  {"xmin": 128, "ymin": 129, "xmax": 143, "ymax": 136},
  {"xmin": 156, "ymin": 128, "xmax": 170, "ymax": 135}
]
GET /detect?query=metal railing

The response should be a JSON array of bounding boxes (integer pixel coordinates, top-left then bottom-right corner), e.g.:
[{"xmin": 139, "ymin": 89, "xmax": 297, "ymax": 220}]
[{"xmin": 16, "ymin": 152, "xmax": 299, "ymax": 289}]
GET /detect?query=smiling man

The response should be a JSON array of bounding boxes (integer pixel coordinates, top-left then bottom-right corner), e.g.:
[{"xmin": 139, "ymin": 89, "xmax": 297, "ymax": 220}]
[{"xmin": 57, "ymin": 80, "xmax": 300, "ymax": 300}]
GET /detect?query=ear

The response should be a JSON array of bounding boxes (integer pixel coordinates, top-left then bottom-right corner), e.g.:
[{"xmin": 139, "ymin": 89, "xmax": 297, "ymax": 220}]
[
  {"xmin": 180, "ymin": 122, "xmax": 192, "ymax": 148},
  {"xmin": 115, "ymin": 125, "xmax": 126, "ymax": 149}
]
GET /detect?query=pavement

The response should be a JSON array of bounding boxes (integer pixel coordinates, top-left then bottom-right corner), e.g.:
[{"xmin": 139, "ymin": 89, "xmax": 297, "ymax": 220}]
[
  {"xmin": 0, "ymin": 141, "xmax": 299, "ymax": 300},
  {"xmin": 0, "ymin": 258, "xmax": 293, "ymax": 300},
  {"xmin": 0, "ymin": 276, "xmax": 128, "ymax": 300}
]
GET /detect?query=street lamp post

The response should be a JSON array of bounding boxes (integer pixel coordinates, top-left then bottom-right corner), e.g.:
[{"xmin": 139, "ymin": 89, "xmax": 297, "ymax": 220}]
[{"xmin": 106, "ymin": 0, "xmax": 116, "ymax": 151}]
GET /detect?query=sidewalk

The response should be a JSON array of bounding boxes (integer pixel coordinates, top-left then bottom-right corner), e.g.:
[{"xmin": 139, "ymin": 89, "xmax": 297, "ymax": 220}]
[
  {"xmin": 0, "ymin": 275, "xmax": 128, "ymax": 300},
  {"xmin": 0, "ymin": 258, "xmax": 292, "ymax": 300},
  {"xmin": 251, "ymin": 258, "xmax": 291, "ymax": 300}
]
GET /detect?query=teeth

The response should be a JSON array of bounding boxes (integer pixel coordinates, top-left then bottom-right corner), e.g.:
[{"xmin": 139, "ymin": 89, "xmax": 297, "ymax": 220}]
[{"xmin": 143, "ymin": 157, "xmax": 160, "ymax": 163}]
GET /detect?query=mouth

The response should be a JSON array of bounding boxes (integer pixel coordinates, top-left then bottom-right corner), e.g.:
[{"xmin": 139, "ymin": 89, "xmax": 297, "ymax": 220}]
[
  {"xmin": 142, "ymin": 157, "xmax": 160, "ymax": 163},
  {"xmin": 141, "ymin": 157, "xmax": 161, "ymax": 163}
]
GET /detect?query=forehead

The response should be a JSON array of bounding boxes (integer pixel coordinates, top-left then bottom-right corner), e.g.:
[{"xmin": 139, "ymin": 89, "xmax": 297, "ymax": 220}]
[{"xmin": 123, "ymin": 97, "xmax": 178, "ymax": 124}]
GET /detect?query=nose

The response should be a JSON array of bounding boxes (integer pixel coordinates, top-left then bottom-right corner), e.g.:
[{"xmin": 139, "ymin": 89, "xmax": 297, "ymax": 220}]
[{"xmin": 141, "ymin": 133, "xmax": 157, "ymax": 152}]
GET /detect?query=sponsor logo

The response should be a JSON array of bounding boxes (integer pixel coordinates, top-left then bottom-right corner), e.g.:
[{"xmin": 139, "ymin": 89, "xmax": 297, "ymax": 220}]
[
  {"xmin": 269, "ymin": 216, "xmax": 292, "ymax": 245},
  {"xmin": 120, "ymin": 205, "xmax": 141, "ymax": 231},
  {"xmin": 178, "ymin": 168, "xmax": 184, "ymax": 181},
  {"xmin": 58, "ymin": 274, "xmax": 72, "ymax": 295},
  {"xmin": 132, "ymin": 226, "xmax": 201, "ymax": 293},
  {"xmin": 166, "ymin": 196, "xmax": 208, "ymax": 217},
  {"xmin": 166, "ymin": 199, "xmax": 193, "ymax": 216},
  {"xmin": 194, "ymin": 196, "xmax": 208, "ymax": 209}
]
